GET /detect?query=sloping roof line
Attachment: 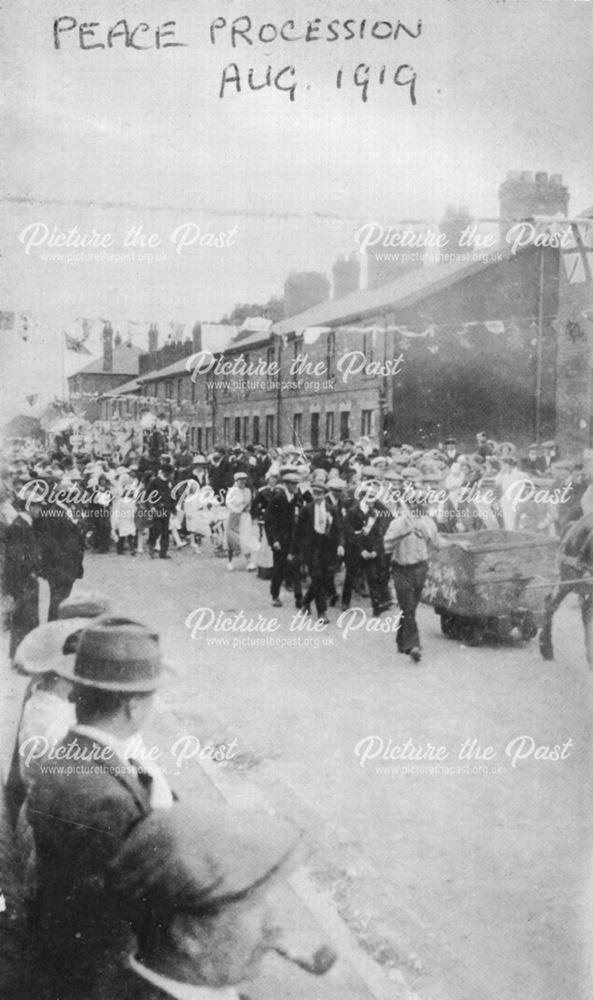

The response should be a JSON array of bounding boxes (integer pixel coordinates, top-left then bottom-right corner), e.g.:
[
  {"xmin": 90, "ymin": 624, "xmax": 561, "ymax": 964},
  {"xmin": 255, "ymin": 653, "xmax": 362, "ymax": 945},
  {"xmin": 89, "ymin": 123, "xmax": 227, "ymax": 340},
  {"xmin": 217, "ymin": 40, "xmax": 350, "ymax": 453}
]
[
  {"xmin": 140, "ymin": 356, "xmax": 191, "ymax": 381},
  {"xmin": 100, "ymin": 377, "xmax": 143, "ymax": 398},
  {"xmin": 271, "ymin": 246, "xmax": 514, "ymax": 336},
  {"xmin": 69, "ymin": 344, "xmax": 142, "ymax": 377}
]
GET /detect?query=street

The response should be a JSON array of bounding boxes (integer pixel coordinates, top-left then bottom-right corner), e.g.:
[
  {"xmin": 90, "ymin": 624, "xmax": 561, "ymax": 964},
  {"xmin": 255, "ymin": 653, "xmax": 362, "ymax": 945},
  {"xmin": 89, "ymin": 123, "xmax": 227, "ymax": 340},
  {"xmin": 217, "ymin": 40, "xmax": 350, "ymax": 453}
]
[{"xmin": 4, "ymin": 541, "xmax": 587, "ymax": 1000}]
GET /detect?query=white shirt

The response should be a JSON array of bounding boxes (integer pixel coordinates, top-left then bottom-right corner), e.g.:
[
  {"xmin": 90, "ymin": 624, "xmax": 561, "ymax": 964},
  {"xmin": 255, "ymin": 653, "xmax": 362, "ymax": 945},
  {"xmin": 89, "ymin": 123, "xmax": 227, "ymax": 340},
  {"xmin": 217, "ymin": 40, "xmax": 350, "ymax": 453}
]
[
  {"xmin": 314, "ymin": 500, "xmax": 330, "ymax": 534},
  {"xmin": 128, "ymin": 955, "xmax": 240, "ymax": 1000},
  {"xmin": 19, "ymin": 687, "xmax": 76, "ymax": 784},
  {"xmin": 74, "ymin": 725, "xmax": 173, "ymax": 809}
]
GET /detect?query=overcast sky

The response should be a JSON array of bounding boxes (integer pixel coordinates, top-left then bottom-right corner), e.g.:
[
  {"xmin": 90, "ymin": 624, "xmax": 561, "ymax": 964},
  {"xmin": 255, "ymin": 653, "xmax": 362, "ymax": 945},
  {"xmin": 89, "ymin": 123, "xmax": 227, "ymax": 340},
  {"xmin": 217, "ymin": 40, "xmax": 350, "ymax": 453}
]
[{"xmin": 1, "ymin": 0, "xmax": 593, "ymax": 415}]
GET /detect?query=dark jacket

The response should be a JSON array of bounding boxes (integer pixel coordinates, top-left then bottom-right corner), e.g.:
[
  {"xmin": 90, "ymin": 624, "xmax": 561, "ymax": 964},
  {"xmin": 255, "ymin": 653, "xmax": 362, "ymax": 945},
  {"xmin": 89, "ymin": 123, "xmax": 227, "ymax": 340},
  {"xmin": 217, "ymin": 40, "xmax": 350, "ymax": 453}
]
[
  {"xmin": 264, "ymin": 489, "xmax": 303, "ymax": 551},
  {"xmin": 27, "ymin": 732, "xmax": 153, "ymax": 1000},
  {"xmin": 36, "ymin": 505, "xmax": 84, "ymax": 585},
  {"xmin": 146, "ymin": 475, "xmax": 175, "ymax": 518},
  {"xmin": 251, "ymin": 484, "xmax": 275, "ymax": 522},
  {"xmin": 2, "ymin": 513, "xmax": 40, "ymax": 598},
  {"xmin": 291, "ymin": 499, "xmax": 344, "ymax": 565},
  {"xmin": 344, "ymin": 501, "xmax": 392, "ymax": 559}
]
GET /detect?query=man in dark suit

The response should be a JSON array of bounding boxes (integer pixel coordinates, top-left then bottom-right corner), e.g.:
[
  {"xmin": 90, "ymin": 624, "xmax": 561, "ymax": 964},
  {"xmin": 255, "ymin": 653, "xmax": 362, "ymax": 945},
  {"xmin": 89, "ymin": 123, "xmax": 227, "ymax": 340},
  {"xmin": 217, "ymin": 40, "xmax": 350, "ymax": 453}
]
[
  {"xmin": 27, "ymin": 615, "xmax": 171, "ymax": 1000},
  {"xmin": 291, "ymin": 482, "xmax": 344, "ymax": 624},
  {"xmin": 36, "ymin": 500, "xmax": 85, "ymax": 620},
  {"xmin": 146, "ymin": 462, "xmax": 175, "ymax": 559},
  {"xmin": 264, "ymin": 470, "xmax": 304, "ymax": 608},
  {"xmin": 3, "ymin": 483, "xmax": 43, "ymax": 659},
  {"xmin": 342, "ymin": 482, "xmax": 392, "ymax": 616}
]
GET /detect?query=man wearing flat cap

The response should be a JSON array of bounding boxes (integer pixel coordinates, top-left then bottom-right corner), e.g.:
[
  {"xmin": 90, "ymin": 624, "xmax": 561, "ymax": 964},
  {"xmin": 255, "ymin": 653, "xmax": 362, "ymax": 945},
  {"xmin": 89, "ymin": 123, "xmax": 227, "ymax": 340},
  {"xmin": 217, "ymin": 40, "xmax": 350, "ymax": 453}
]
[
  {"xmin": 98, "ymin": 804, "xmax": 335, "ymax": 1000},
  {"xmin": 146, "ymin": 463, "xmax": 176, "ymax": 559},
  {"xmin": 264, "ymin": 470, "xmax": 304, "ymax": 609},
  {"xmin": 27, "ymin": 615, "xmax": 173, "ymax": 1000},
  {"xmin": 291, "ymin": 482, "xmax": 344, "ymax": 624}
]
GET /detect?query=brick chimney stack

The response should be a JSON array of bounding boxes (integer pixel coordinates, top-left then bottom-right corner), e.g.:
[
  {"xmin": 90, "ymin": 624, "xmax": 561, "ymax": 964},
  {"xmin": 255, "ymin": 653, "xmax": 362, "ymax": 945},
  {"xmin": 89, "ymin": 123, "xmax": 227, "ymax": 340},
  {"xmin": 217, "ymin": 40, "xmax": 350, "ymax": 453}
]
[
  {"xmin": 102, "ymin": 322, "xmax": 113, "ymax": 372},
  {"xmin": 148, "ymin": 323, "xmax": 158, "ymax": 353},
  {"xmin": 498, "ymin": 170, "xmax": 569, "ymax": 243},
  {"xmin": 192, "ymin": 321, "xmax": 202, "ymax": 353},
  {"xmin": 332, "ymin": 254, "xmax": 361, "ymax": 300}
]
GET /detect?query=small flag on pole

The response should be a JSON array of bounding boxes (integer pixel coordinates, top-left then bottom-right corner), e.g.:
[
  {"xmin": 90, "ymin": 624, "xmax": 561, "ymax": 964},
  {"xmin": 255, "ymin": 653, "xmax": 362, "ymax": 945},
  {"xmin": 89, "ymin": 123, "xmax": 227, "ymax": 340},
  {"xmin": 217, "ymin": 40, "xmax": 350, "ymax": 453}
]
[
  {"xmin": 562, "ymin": 222, "xmax": 593, "ymax": 284},
  {"xmin": 64, "ymin": 332, "xmax": 91, "ymax": 354}
]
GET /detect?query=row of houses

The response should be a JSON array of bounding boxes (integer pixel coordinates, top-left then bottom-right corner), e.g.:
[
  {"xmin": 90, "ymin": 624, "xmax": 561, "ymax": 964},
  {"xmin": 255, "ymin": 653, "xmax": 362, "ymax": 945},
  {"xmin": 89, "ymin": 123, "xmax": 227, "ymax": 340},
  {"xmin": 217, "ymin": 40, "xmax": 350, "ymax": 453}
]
[
  {"xmin": 68, "ymin": 180, "xmax": 593, "ymax": 456},
  {"xmin": 82, "ymin": 243, "xmax": 557, "ymax": 453}
]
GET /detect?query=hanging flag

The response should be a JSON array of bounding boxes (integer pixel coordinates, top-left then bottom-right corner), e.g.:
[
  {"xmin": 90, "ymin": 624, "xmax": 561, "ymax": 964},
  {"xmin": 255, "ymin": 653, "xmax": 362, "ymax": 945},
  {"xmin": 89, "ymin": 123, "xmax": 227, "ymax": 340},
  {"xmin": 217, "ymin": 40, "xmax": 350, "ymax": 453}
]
[
  {"xmin": 0, "ymin": 311, "xmax": 15, "ymax": 331},
  {"xmin": 456, "ymin": 326, "xmax": 472, "ymax": 350},
  {"xmin": 17, "ymin": 313, "xmax": 33, "ymax": 341},
  {"xmin": 301, "ymin": 326, "xmax": 330, "ymax": 344},
  {"xmin": 64, "ymin": 331, "xmax": 91, "ymax": 354},
  {"xmin": 484, "ymin": 320, "xmax": 505, "ymax": 334},
  {"xmin": 562, "ymin": 221, "xmax": 593, "ymax": 284}
]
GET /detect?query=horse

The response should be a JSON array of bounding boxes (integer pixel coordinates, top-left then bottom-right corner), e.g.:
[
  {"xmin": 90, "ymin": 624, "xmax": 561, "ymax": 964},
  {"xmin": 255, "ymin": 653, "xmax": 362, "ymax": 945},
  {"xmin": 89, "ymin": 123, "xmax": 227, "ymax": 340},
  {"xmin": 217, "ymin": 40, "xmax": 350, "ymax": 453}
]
[{"xmin": 539, "ymin": 511, "xmax": 593, "ymax": 668}]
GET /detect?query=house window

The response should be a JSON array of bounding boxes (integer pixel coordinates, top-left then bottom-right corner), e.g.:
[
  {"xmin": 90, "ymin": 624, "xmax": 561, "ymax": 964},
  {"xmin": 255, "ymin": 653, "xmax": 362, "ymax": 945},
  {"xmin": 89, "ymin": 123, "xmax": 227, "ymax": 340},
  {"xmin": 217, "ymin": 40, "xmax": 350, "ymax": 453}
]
[
  {"xmin": 326, "ymin": 331, "xmax": 336, "ymax": 376},
  {"xmin": 243, "ymin": 416, "xmax": 249, "ymax": 442},
  {"xmin": 234, "ymin": 417, "xmax": 241, "ymax": 442},
  {"xmin": 325, "ymin": 411, "xmax": 334, "ymax": 441},
  {"xmin": 189, "ymin": 427, "xmax": 195, "ymax": 449},
  {"xmin": 165, "ymin": 381, "xmax": 173, "ymax": 399},
  {"xmin": 310, "ymin": 412, "xmax": 320, "ymax": 448},
  {"xmin": 177, "ymin": 379, "xmax": 182, "ymax": 405},
  {"xmin": 265, "ymin": 414, "xmax": 275, "ymax": 448},
  {"xmin": 197, "ymin": 428, "xmax": 202, "ymax": 452},
  {"xmin": 223, "ymin": 417, "xmax": 230, "ymax": 444},
  {"xmin": 253, "ymin": 415, "xmax": 260, "ymax": 445},
  {"xmin": 191, "ymin": 380, "xmax": 196, "ymax": 404},
  {"xmin": 362, "ymin": 331, "xmax": 375, "ymax": 365},
  {"xmin": 361, "ymin": 409, "xmax": 373, "ymax": 436},
  {"xmin": 266, "ymin": 347, "xmax": 275, "ymax": 368},
  {"xmin": 292, "ymin": 412, "xmax": 302, "ymax": 446},
  {"xmin": 205, "ymin": 427, "xmax": 211, "ymax": 451},
  {"xmin": 293, "ymin": 336, "xmax": 303, "ymax": 361},
  {"xmin": 340, "ymin": 411, "xmax": 350, "ymax": 441}
]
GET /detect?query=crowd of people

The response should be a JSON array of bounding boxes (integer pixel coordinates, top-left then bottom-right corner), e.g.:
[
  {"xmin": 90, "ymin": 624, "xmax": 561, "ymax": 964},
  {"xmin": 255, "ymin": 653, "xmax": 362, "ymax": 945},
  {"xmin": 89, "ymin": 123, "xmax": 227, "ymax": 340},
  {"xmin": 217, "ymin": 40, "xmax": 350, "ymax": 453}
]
[
  {"xmin": 1, "ymin": 422, "xmax": 592, "ymax": 997},
  {"xmin": 0, "ymin": 424, "xmax": 590, "ymax": 662}
]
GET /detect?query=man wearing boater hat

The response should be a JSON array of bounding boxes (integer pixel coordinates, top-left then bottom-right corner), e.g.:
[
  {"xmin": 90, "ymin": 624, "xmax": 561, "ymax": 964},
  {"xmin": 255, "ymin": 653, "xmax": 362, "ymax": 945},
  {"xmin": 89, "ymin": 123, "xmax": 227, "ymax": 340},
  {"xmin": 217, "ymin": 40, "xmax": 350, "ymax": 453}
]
[{"xmin": 27, "ymin": 615, "xmax": 173, "ymax": 1000}]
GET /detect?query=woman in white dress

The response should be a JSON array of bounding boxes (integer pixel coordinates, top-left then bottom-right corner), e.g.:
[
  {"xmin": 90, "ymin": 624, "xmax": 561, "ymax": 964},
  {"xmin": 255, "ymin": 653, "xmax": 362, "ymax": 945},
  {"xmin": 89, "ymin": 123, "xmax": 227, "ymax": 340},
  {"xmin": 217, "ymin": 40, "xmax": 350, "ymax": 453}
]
[
  {"xmin": 225, "ymin": 471, "xmax": 254, "ymax": 571},
  {"xmin": 182, "ymin": 479, "xmax": 214, "ymax": 552}
]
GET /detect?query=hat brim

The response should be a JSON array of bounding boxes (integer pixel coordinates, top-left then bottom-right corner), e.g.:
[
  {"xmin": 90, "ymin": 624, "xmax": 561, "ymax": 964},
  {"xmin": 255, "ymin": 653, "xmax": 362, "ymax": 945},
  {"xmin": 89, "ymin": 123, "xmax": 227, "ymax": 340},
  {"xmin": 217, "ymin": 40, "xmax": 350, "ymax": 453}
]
[
  {"xmin": 13, "ymin": 618, "xmax": 94, "ymax": 676},
  {"xmin": 52, "ymin": 658, "xmax": 174, "ymax": 691}
]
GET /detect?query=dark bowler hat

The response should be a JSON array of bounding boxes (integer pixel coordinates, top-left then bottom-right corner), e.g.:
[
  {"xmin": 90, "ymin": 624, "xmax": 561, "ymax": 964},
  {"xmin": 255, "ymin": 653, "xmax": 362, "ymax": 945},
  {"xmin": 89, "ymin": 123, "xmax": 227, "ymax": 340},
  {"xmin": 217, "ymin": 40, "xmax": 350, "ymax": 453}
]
[
  {"xmin": 55, "ymin": 615, "xmax": 166, "ymax": 691},
  {"xmin": 109, "ymin": 802, "xmax": 300, "ymax": 917}
]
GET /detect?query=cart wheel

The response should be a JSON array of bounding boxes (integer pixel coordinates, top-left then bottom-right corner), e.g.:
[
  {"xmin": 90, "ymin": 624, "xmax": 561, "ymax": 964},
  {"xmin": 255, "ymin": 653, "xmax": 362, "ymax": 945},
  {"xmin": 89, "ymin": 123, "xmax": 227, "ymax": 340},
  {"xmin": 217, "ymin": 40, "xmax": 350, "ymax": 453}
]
[
  {"xmin": 440, "ymin": 613, "xmax": 458, "ymax": 638},
  {"xmin": 457, "ymin": 619, "xmax": 483, "ymax": 646}
]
